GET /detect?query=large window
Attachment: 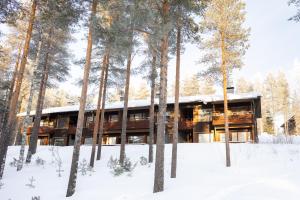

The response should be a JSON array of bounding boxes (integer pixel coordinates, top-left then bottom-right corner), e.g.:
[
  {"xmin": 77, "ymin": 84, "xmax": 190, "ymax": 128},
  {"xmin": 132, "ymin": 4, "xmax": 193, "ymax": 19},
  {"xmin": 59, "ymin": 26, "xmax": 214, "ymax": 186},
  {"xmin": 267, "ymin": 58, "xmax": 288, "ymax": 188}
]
[
  {"xmin": 129, "ymin": 113, "xmax": 148, "ymax": 121},
  {"xmin": 85, "ymin": 115, "xmax": 94, "ymax": 127},
  {"xmin": 199, "ymin": 109, "xmax": 212, "ymax": 122},
  {"xmin": 54, "ymin": 138, "xmax": 65, "ymax": 146},
  {"xmin": 40, "ymin": 120, "xmax": 54, "ymax": 127},
  {"xmin": 56, "ymin": 117, "xmax": 69, "ymax": 128},
  {"xmin": 108, "ymin": 114, "xmax": 119, "ymax": 122}
]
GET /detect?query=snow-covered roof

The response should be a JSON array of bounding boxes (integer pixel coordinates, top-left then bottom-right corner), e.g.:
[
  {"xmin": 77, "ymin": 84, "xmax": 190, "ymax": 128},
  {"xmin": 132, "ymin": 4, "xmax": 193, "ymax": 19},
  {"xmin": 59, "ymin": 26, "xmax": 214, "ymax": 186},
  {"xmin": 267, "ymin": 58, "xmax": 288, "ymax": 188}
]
[{"xmin": 18, "ymin": 92, "xmax": 261, "ymax": 117}]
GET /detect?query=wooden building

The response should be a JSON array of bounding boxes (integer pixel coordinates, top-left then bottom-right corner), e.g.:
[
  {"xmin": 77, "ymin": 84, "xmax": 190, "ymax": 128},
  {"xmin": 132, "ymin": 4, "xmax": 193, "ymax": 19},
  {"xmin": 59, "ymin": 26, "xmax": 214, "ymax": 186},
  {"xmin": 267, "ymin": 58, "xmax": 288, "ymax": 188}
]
[
  {"xmin": 281, "ymin": 115, "xmax": 298, "ymax": 135},
  {"xmin": 18, "ymin": 92, "xmax": 262, "ymax": 146}
]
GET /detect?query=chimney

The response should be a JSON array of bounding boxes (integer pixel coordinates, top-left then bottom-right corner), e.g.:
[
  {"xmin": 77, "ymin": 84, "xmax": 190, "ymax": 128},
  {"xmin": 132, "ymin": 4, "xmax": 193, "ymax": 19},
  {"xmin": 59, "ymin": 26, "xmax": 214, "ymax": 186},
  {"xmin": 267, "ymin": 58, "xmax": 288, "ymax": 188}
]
[
  {"xmin": 227, "ymin": 86, "xmax": 235, "ymax": 94},
  {"xmin": 119, "ymin": 90, "xmax": 124, "ymax": 101},
  {"xmin": 155, "ymin": 91, "xmax": 160, "ymax": 99}
]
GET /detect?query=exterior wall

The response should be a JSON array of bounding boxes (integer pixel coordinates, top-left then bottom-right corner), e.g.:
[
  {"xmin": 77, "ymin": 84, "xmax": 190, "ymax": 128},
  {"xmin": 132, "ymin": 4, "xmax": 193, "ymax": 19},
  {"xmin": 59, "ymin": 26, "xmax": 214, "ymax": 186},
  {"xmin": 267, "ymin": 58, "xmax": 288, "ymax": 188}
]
[{"xmin": 24, "ymin": 98, "xmax": 261, "ymax": 145}]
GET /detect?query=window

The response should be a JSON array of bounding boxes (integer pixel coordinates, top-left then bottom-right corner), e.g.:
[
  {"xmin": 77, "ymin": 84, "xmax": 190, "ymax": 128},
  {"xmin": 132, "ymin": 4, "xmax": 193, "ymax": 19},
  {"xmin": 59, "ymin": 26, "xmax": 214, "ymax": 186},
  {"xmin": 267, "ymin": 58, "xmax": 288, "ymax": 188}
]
[
  {"xmin": 40, "ymin": 120, "xmax": 55, "ymax": 127},
  {"xmin": 199, "ymin": 109, "xmax": 212, "ymax": 122},
  {"xmin": 57, "ymin": 117, "xmax": 69, "ymax": 128},
  {"xmin": 54, "ymin": 138, "xmax": 65, "ymax": 146},
  {"xmin": 129, "ymin": 113, "xmax": 148, "ymax": 121},
  {"xmin": 86, "ymin": 115, "xmax": 94, "ymax": 127},
  {"xmin": 109, "ymin": 114, "xmax": 119, "ymax": 122},
  {"xmin": 84, "ymin": 137, "xmax": 93, "ymax": 145}
]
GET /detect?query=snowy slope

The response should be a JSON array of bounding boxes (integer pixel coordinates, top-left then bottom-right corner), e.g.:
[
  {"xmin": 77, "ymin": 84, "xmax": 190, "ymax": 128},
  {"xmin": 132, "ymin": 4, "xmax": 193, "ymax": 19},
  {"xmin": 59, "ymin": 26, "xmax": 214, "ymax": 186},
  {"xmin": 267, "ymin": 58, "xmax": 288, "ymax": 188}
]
[{"xmin": 1, "ymin": 143, "xmax": 300, "ymax": 200}]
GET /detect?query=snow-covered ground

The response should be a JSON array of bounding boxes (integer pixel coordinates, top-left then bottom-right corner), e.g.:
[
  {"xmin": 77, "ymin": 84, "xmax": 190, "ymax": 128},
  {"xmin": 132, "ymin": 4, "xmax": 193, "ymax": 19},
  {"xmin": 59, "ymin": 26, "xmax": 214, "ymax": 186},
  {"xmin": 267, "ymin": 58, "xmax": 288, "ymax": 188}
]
[{"xmin": 1, "ymin": 143, "xmax": 300, "ymax": 200}]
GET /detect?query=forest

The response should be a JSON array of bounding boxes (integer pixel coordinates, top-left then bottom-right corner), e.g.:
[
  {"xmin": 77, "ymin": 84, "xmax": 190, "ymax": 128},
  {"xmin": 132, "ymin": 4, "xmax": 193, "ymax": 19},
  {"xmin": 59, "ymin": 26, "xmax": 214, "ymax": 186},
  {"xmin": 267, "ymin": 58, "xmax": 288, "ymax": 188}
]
[{"xmin": 1, "ymin": 0, "xmax": 300, "ymax": 199}]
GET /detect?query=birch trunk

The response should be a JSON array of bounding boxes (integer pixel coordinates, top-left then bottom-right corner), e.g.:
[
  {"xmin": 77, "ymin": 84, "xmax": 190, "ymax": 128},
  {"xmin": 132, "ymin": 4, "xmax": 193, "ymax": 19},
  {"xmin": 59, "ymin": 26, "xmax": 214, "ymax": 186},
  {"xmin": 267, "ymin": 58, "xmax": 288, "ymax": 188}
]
[
  {"xmin": 96, "ymin": 55, "xmax": 109, "ymax": 160},
  {"xmin": 0, "ymin": 0, "xmax": 37, "ymax": 179},
  {"xmin": 26, "ymin": 29, "xmax": 53, "ymax": 163},
  {"xmin": 148, "ymin": 53, "xmax": 157, "ymax": 163},
  {"xmin": 120, "ymin": 29, "xmax": 134, "ymax": 165},
  {"xmin": 17, "ymin": 39, "xmax": 42, "ymax": 171},
  {"xmin": 66, "ymin": 0, "xmax": 97, "ymax": 196},
  {"xmin": 171, "ymin": 23, "xmax": 181, "ymax": 178},
  {"xmin": 154, "ymin": 1, "xmax": 169, "ymax": 193}
]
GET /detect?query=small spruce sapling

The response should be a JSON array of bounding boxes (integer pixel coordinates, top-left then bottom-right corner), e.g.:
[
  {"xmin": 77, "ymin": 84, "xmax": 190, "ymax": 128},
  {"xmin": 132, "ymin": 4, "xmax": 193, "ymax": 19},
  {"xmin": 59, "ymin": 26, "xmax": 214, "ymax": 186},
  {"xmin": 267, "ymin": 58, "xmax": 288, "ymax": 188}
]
[
  {"xmin": 32, "ymin": 196, "xmax": 40, "ymax": 200},
  {"xmin": 49, "ymin": 147, "xmax": 64, "ymax": 177},
  {"xmin": 78, "ymin": 159, "xmax": 88, "ymax": 176},
  {"xmin": 9, "ymin": 158, "xmax": 18, "ymax": 167},
  {"xmin": 139, "ymin": 156, "xmax": 148, "ymax": 166},
  {"xmin": 25, "ymin": 176, "xmax": 36, "ymax": 188},
  {"xmin": 35, "ymin": 157, "xmax": 46, "ymax": 167},
  {"xmin": 56, "ymin": 160, "xmax": 64, "ymax": 177},
  {"xmin": 107, "ymin": 156, "xmax": 137, "ymax": 176}
]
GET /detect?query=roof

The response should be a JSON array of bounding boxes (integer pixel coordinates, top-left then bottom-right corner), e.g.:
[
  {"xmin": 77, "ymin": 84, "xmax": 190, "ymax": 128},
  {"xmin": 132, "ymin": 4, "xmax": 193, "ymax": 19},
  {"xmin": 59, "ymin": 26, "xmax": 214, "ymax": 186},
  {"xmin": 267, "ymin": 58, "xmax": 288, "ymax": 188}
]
[{"xmin": 17, "ymin": 92, "xmax": 261, "ymax": 117}]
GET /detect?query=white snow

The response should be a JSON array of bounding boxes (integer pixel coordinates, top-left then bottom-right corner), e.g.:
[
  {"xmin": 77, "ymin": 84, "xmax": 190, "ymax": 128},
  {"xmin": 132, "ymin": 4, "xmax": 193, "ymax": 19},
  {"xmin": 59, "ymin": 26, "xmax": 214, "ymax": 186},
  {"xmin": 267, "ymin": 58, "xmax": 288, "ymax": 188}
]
[
  {"xmin": 259, "ymin": 133, "xmax": 300, "ymax": 144},
  {"xmin": 1, "ymin": 142, "xmax": 300, "ymax": 200},
  {"xmin": 18, "ymin": 92, "xmax": 261, "ymax": 116}
]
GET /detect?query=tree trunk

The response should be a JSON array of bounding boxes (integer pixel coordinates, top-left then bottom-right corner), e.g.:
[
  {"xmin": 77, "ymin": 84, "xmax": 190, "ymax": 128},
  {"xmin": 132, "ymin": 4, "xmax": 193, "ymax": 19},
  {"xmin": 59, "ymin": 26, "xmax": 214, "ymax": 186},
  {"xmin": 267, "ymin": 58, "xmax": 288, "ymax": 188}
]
[
  {"xmin": 89, "ymin": 49, "xmax": 108, "ymax": 167},
  {"xmin": 221, "ymin": 31, "xmax": 231, "ymax": 167},
  {"xmin": 0, "ymin": 0, "xmax": 37, "ymax": 179},
  {"xmin": 171, "ymin": 23, "xmax": 181, "ymax": 178},
  {"xmin": 2, "ymin": 42, "xmax": 22, "ymax": 144},
  {"xmin": 17, "ymin": 39, "xmax": 42, "ymax": 171},
  {"xmin": 148, "ymin": 52, "xmax": 157, "ymax": 163},
  {"xmin": 26, "ymin": 29, "xmax": 53, "ymax": 163},
  {"xmin": 66, "ymin": 0, "xmax": 97, "ymax": 197},
  {"xmin": 120, "ymin": 29, "xmax": 134, "ymax": 165},
  {"xmin": 96, "ymin": 55, "xmax": 109, "ymax": 160},
  {"xmin": 154, "ymin": 0, "xmax": 169, "ymax": 193}
]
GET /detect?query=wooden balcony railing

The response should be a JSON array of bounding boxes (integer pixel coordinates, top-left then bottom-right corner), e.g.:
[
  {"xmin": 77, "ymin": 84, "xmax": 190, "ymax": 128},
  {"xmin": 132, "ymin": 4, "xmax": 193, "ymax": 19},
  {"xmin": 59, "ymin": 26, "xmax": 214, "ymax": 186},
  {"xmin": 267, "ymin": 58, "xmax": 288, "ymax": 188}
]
[
  {"xmin": 26, "ymin": 126, "xmax": 54, "ymax": 135},
  {"xmin": 167, "ymin": 119, "xmax": 194, "ymax": 130},
  {"xmin": 212, "ymin": 113, "xmax": 253, "ymax": 125},
  {"xmin": 179, "ymin": 119, "xmax": 193, "ymax": 130},
  {"xmin": 88, "ymin": 120, "xmax": 150, "ymax": 131}
]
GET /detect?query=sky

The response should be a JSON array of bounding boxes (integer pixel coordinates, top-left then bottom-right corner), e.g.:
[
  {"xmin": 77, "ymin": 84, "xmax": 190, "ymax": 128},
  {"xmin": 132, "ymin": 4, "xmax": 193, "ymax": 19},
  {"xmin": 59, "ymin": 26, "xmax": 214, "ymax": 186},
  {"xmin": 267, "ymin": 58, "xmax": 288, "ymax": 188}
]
[
  {"xmin": 62, "ymin": 0, "xmax": 300, "ymax": 97},
  {"xmin": 2, "ymin": 0, "xmax": 300, "ymax": 97}
]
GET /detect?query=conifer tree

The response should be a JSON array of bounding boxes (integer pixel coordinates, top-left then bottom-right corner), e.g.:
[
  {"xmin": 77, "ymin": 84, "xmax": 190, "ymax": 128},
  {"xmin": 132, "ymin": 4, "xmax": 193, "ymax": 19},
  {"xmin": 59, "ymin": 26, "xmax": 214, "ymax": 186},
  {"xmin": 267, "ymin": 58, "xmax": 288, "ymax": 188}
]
[
  {"xmin": 200, "ymin": 0, "xmax": 250, "ymax": 167},
  {"xmin": 66, "ymin": 0, "xmax": 97, "ymax": 197},
  {"xmin": 17, "ymin": 34, "xmax": 42, "ymax": 171},
  {"xmin": 26, "ymin": 0, "xmax": 83, "ymax": 163},
  {"xmin": 0, "ymin": 0, "xmax": 37, "ymax": 179},
  {"xmin": 170, "ymin": 0, "xmax": 207, "ymax": 179},
  {"xmin": 153, "ymin": 0, "xmax": 171, "ymax": 193}
]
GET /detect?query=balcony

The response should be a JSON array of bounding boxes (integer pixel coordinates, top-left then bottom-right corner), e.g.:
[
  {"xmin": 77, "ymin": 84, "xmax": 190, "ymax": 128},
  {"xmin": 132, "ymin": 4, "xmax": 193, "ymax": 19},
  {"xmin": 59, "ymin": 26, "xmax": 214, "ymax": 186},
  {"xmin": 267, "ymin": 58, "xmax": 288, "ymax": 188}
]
[
  {"xmin": 26, "ymin": 126, "xmax": 54, "ymax": 135},
  {"xmin": 212, "ymin": 112, "xmax": 253, "ymax": 126},
  {"xmin": 179, "ymin": 119, "xmax": 193, "ymax": 130},
  {"xmin": 89, "ymin": 120, "xmax": 150, "ymax": 131},
  {"xmin": 167, "ymin": 119, "xmax": 194, "ymax": 130}
]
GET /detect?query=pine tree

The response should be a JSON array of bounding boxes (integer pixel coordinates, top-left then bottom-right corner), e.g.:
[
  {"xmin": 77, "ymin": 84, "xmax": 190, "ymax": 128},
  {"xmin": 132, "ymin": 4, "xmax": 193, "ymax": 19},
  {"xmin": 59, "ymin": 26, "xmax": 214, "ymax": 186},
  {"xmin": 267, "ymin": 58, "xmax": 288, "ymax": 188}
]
[
  {"xmin": 16, "ymin": 35, "xmax": 42, "ymax": 171},
  {"xmin": 200, "ymin": 0, "xmax": 250, "ymax": 167},
  {"xmin": 117, "ymin": 0, "xmax": 157, "ymax": 165},
  {"xmin": 170, "ymin": 0, "xmax": 207, "ymax": 179},
  {"xmin": 153, "ymin": 0, "xmax": 170, "ymax": 193},
  {"xmin": 66, "ymin": 0, "xmax": 97, "ymax": 197},
  {"xmin": 26, "ymin": 0, "xmax": 82, "ymax": 163},
  {"xmin": 288, "ymin": 0, "xmax": 300, "ymax": 21},
  {"xmin": 0, "ymin": 0, "xmax": 37, "ymax": 179},
  {"xmin": 236, "ymin": 77, "xmax": 254, "ymax": 93},
  {"xmin": 181, "ymin": 74, "xmax": 200, "ymax": 96}
]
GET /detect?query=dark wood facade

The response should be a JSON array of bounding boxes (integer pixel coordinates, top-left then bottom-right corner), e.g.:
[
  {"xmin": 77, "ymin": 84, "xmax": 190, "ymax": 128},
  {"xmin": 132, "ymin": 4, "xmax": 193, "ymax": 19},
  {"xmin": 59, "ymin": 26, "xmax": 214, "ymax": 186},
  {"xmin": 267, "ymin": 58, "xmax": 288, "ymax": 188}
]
[{"xmin": 20, "ymin": 94, "xmax": 262, "ymax": 146}]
